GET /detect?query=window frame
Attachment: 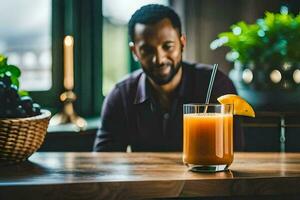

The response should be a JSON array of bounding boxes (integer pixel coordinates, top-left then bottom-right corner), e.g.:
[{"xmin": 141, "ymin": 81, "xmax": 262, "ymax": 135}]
[{"xmin": 30, "ymin": 0, "xmax": 103, "ymax": 117}]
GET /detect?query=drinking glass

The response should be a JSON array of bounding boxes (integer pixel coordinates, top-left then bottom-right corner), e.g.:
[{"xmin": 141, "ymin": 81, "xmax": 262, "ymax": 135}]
[{"xmin": 183, "ymin": 104, "xmax": 233, "ymax": 172}]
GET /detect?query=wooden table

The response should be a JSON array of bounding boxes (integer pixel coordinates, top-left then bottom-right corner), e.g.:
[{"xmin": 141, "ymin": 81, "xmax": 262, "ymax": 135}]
[{"xmin": 0, "ymin": 152, "xmax": 300, "ymax": 200}]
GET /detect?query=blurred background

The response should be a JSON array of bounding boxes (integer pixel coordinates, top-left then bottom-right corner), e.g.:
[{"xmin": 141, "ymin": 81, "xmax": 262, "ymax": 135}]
[{"xmin": 0, "ymin": 0, "xmax": 299, "ymax": 152}]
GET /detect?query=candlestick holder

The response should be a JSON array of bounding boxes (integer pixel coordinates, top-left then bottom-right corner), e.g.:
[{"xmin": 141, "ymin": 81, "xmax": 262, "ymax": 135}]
[
  {"xmin": 50, "ymin": 90, "xmax": 87, "ymax": 131},
  {"xmin": 49, "ymin": 35, "xmax": 87, "ymax": 131}
]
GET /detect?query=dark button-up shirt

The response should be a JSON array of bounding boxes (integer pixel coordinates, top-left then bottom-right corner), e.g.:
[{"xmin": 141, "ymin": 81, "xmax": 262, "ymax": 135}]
[{"xmin": 94, "ymin": 62, "xmax": 244, "ymax": 152}]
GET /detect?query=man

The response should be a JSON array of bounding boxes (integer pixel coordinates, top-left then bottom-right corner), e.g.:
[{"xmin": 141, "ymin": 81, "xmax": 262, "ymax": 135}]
[{"xmin": 94, "ymin": 4, "xmax": 244, "ymax": 152}]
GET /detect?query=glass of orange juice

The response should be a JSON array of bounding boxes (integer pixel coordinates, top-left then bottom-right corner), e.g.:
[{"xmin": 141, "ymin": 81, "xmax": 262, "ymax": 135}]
[{"xmin": 183, "ymin": 104, "xmax": 233, "ymax": 172}]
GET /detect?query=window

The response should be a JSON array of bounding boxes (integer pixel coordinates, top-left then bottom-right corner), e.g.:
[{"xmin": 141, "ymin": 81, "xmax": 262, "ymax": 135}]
[
  {"xmin": 102, "ymin": 0, "xmax": 169, "ymax": 96},
  {"xmin": 1, "ymin": 0, "xmax": 172, "ymax": 117},
  {"xmin": 0, "ymin": 0, "xmax": 52, "ymax": 91},
  {"xmin": 0, "ymin": 0, "xmax": 102, "ymax": 117}
]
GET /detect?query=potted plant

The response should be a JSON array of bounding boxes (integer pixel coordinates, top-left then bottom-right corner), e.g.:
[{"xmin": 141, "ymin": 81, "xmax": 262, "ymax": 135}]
[{"xmin": 211, "ymin": 7, "xmax": 300, "ymax": 110}]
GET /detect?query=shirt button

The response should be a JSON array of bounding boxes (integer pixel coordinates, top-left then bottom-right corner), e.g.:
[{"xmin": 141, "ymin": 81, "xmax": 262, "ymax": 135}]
[{"xmin": 163, "ymin": 113, "xmax": 170, "ymax": 120}]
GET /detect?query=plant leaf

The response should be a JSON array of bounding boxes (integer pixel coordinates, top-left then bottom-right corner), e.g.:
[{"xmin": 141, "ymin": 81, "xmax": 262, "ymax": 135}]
[
  {"xmin": 11, "ymin": 76, "xmax": 19, "ymax": 88},
  {"xmin": 0, "ymin": 55, "xmax": 8, "ymax": 67},
  {"xmin": 7, "ymin": 65, "xmax": 21, "ymax": 78},
  {"xmin": 18, "ymin": 90, "xmax": 29, "ymax": 97}
]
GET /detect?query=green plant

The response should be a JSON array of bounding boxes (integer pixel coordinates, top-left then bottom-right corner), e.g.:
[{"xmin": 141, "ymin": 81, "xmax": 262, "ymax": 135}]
[
  {"xmin": 0, "ymin": 55, "xmax": 21, "ymax": 87},
  {"xmin": 0, "ymin": 54, "xmax": 41, "ymax": 118},
  {"xmin": 211, "ymin": 7, "xmax": 300, "ymax": 68}
]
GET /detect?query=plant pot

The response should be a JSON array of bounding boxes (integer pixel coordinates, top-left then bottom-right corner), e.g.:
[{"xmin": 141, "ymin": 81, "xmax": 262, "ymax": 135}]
[{"xmin": 229, "ymin": 66, "xmax": 300, "ymax": 111}]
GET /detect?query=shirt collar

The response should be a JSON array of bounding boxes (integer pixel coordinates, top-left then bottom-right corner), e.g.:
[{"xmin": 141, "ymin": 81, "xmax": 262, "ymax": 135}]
[
  {"xmin": 134, "ymin": 72, "xmax": 149, "ymax": 104},
  {"xmin": 133, "ymin": 62, "xmax": 189, "ymax": 104}
]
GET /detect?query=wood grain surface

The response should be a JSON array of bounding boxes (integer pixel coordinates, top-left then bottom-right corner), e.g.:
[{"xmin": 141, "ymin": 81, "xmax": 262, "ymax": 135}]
[{"xmin": 0, "ymin": 152, "xmax": 300, "ymax": 200}]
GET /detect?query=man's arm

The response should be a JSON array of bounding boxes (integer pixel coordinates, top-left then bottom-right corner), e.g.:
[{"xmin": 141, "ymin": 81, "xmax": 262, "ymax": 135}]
[{"xmin": 93, "ymin": 86, "xmax": 129, "ymax": 152}]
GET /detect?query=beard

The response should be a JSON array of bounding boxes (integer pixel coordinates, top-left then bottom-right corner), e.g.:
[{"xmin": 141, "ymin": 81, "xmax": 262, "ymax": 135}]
[{"xmin": 142, "ymin": 60, "xmax": 182, "ymax": 85}]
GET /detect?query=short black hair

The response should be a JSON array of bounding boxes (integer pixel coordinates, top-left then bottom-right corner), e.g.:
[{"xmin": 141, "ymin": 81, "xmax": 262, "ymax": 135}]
[{"xmin": 128, "ymin": 4, "xmax": 182, "ymax": 42}]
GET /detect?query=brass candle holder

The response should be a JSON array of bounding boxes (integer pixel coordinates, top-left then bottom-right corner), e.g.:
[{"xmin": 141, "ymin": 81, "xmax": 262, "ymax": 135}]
[{"xmin": 49, "ymin": 36, "xmax": 87, "ymax": 131}]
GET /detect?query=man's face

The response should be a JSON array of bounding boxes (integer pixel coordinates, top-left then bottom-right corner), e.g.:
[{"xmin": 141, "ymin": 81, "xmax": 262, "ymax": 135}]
[{"xmin": 130, "ymin": 18, "xmax": 185, "ymax": 85}]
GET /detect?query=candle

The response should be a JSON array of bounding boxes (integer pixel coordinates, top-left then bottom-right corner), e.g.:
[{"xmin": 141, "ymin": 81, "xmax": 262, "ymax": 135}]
[{"xmin": 63, "ymin": 35, "xmax": 74, "ymax": 90}]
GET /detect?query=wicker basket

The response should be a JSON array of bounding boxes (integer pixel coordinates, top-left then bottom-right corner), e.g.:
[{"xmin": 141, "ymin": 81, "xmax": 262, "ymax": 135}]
[{"xmin": 0, "ymin": 109, "xmax": 51, "ymax": 163}]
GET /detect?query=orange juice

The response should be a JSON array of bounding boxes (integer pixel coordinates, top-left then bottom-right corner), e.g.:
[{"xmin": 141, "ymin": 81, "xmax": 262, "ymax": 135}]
[{"xmin": 183, "ymin": 112, "xmax": 233, "ymax": 166}]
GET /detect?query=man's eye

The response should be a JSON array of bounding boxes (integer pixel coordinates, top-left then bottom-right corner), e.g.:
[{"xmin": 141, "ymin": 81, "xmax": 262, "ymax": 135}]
[{"xmin": 163, "ymin": 44, "xmax": 174, "ymax": 51}]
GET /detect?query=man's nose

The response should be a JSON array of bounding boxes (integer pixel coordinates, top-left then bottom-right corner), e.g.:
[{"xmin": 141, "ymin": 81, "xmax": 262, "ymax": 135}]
[{"xmin": 151, "ymin": 49, "xmax": 165, "ymax": 64}]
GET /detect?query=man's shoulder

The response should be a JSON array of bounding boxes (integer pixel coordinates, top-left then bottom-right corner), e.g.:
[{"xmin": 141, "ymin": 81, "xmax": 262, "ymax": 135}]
[
  {"xmin": 183, "ymin": 61, "xmax": 235, "ymax": 91},
  {"xmin": 115, "ymin": 69, "xmax": 143, "ymax": 89},
  {"xmin": 105, "ymin": 69, "xmax": 144, "ymax": 103},
  {"xmin": 183, "ymin": 61, "xmax": 216, "ymax": 72},
  {"xmin": 182, "ymin": 61, "xmax": 237, "ymax": 100},
  {"xmin": 183, "ymin": 62, "xmax": 217, "ymax": 79},
  {"xmin": 183, "ymin": 61, "xmax": 229, "ymax": 79},
  {"xmin": 103, "ymin": 69, "xmax": 143, "ymax": 109}
]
